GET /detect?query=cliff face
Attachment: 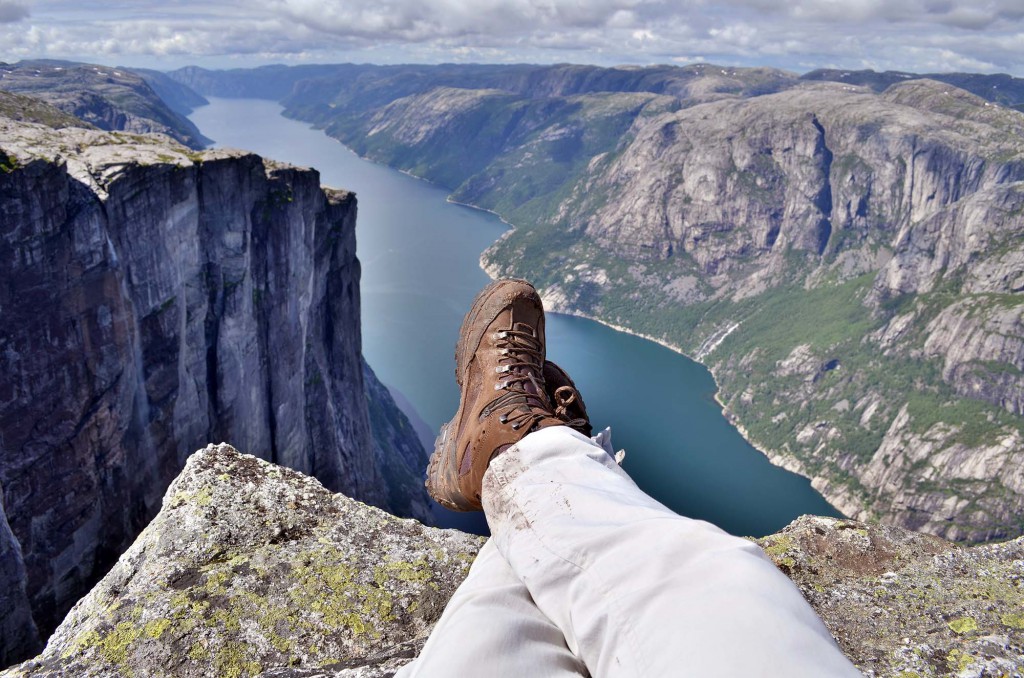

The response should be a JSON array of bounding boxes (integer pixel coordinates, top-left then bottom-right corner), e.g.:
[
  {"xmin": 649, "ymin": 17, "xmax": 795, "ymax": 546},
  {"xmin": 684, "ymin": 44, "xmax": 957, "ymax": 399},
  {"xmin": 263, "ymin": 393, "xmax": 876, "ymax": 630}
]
[
  {"xmin": 230, "ymin": 61, "xmax": 1024, "ymax": 543},
  {"xmin": 488, "ymin": 79, "xmax": 1023, "ymax": 542},
  {"xmin": 4, "ymin": 444, "xmax": 1021, "ymax": 678},
  {"xmin": 0, "ymin": 117, "xmax": 429, "ymax": 662}
]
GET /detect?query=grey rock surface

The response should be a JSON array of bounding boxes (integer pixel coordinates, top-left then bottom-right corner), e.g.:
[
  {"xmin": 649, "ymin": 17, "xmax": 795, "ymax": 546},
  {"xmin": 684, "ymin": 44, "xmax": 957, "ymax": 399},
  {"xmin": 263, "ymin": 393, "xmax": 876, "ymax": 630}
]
[
  {"xmin": 0, "ymin": 118, "xmax": 429, "ymax": 661},
  {"xmin": 0, "ymin": 90, "xmax": 92, "ymax": 129},
  {"xmin": 0, "ymin": 61, "xmax": 209, "ymax": 148},
  {"xmin": 3, "ymin": 446, "xmax": 1020, "ymax": 678},
  {"xmin": 0, "ymin": 444, "xmax": 483, "ymax": 678},
  {"xmin": 0, "ymin": 482, "xmax": 40, "ymax": 666},
  {"xmin": 758, "ymin": 516, "xmax": 1024, "ymax": 678}
]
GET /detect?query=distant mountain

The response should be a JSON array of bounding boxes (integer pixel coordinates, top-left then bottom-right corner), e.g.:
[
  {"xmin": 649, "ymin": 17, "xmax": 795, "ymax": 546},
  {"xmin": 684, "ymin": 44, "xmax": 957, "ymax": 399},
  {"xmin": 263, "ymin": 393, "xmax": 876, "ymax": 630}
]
[
  {"xmin": 803, "ymin": 68, "xmax": 1024, "ymax": 108},
  {"xmin": 167, "ymin": 63, "xmax": 350, "ymax": 100},
  {"xmin": 0, "ymin": 60, "xmax": 210, "ymax": 148},
  {"xmin": 128, "ymin": 66, "xmax": 209, "ymax": 117},
  {"xmin": 169, "ymin": 62, "xmax": 1024, "ymax": 544},
  {"xmin": 0, "ymin": 89, "xmax": 93, "ymax": 129}
]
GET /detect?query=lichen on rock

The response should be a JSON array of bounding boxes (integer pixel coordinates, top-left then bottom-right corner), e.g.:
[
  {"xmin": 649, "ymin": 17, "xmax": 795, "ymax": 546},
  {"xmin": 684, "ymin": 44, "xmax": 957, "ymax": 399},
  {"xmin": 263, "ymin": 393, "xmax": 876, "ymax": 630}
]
[
  {"xmin": 757, "ymin": 515, "xmax": 1024, "ymax": 677},
  {"xmin": 5, "ymin": 445, "xmax": 1022, "ymax": 678},
  {"xmin": 1, "ymin": 444, "xmax": 482, "ymax": 678}
]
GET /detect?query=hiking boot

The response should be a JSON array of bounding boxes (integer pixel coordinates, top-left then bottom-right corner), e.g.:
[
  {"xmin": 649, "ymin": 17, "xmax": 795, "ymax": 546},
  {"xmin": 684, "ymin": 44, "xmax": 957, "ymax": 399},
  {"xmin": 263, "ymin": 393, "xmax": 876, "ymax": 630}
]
[
  {"xmin": 543, "ymin": 360, "xmax": 593, "ymax": 437},
  {"xmin": 427, "ymin": 279, "xmax": 563, "ymax": 511}
]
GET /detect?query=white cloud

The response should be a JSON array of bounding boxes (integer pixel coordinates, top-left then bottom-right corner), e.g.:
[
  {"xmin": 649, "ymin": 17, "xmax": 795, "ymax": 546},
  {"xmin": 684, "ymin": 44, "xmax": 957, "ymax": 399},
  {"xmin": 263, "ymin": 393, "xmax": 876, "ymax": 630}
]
[{"xmin": 0, "ymin": 0, "xmax": 1021, "ymax": 76}]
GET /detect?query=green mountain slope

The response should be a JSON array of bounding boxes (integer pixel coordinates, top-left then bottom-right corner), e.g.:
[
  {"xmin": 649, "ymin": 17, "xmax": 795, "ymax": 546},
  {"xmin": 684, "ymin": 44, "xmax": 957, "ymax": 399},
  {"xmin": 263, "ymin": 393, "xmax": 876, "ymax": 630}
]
[{"xmin": 174, "ymin": 63, "xmax": 1024, "ymax": 542}]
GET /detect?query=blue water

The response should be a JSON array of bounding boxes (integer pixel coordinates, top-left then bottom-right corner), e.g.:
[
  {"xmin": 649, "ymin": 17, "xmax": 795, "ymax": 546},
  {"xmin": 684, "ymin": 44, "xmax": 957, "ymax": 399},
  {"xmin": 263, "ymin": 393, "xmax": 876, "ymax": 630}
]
[{"xmin": 190, "ymin": 98, "xmax": 842, "ymax": 536}]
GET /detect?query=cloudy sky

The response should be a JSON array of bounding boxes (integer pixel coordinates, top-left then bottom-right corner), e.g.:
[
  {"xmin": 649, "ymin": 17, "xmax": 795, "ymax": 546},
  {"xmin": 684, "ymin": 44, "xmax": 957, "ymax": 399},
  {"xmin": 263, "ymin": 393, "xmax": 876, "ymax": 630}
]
[{"xmin": 1, "ymin": 0, "xmax": 1022, "ymax": 75}]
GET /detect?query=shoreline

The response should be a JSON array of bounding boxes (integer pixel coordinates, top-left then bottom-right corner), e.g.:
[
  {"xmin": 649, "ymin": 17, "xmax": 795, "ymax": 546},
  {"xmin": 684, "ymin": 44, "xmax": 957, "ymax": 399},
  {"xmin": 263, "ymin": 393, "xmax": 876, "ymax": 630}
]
[
  {"xmin": 305, "ymin": 114, "xmax": 847, "ymax": 518},
  {"xmin": 481, "ymin": 255, "xmax": 847, "ymax": 517},
  {"xmin": 554, "ymin": 302, "xmax": 849, "ymax": 519}
]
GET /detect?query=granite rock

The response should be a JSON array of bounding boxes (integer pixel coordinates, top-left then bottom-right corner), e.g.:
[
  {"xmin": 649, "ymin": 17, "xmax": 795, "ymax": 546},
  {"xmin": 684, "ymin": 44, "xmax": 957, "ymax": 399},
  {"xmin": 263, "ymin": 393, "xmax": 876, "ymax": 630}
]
[
  {"xmin": 0, "ymin": 118, "xmax": 429, "ymax": 662},
  {"xmin": 4, "ymin": 446, "xmax": 1021, "ymax": 678},
  {"xmin": 759, "ymin": 516, "xmax": 1024, "ymax": 677},
  {"xmin": 0, "ymin": 444, "xmax": 482, "ymax": 678}
]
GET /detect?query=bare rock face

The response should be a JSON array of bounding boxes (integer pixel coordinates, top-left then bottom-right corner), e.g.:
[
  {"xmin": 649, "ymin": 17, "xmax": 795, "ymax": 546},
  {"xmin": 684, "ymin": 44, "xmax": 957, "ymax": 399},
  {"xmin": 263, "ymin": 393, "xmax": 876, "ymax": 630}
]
[
  {"xmin": 0, "ymin": 482, "xmax": 39, "ymax": 666},
  {"xmin": 759, "ymin": 516, "xmax": 1024, "ymax": 678},
  {"xmin": 3, "ymin": 446, "xmax": 1020, "ymax": 678},
  {"xmin": 560, "ymin": 80, "xmax": 1023, "ymax": 286},
  {"xmin": 0, "ymin": 444, "xmax": 483, "ymax": 678},
  {"xmin": 0, "ymin": 91, "xmax": 92, "ymax": 130},
  {"xmin": 231, "ymin": 61, "xmax": 1024, "ymax": 542},
  {"xmin": 0, "ymin": 119, "xmax": 429, "ymax": 660}
]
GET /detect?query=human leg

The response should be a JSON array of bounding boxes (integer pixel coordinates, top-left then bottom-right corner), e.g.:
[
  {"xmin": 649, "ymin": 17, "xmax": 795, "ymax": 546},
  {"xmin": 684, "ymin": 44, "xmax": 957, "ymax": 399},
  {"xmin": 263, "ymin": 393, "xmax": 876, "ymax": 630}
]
[
  {"xmin": 424, "ymin": 278, "xmax": 860, "ymax": 677},
  {"xmin": 396, "ymin": 539, "xmax": 588, "ymax": 678},
  {"xmin": 482, "ymin": 425, "xmax": 862, "ymax": 678}
]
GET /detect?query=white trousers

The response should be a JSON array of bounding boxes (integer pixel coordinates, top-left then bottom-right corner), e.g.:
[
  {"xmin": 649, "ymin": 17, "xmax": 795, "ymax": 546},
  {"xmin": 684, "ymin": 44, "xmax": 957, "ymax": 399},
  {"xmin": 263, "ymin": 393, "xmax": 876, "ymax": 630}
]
[{"xmin": 399, "ymin": 426, "xmax": 862, "ymax": 677}]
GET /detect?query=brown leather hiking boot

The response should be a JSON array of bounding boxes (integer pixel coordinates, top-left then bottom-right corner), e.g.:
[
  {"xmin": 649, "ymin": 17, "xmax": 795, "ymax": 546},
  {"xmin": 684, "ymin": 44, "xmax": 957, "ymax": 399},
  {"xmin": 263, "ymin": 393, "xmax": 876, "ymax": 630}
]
[
  {"xmin": 427, "ymin": 279, "xmax": 563, "ymax": 511},
  {"xmin": 543, "ymin": 360, "xmax": 593, "ymax": 437}
]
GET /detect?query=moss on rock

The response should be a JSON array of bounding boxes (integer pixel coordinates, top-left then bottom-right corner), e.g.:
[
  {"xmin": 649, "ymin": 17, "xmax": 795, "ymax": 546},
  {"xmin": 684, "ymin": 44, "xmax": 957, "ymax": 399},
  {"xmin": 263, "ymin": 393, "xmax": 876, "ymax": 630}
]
[{"xmin": 1, "ymin": 444, "xmax": 483, "ymax": 678}]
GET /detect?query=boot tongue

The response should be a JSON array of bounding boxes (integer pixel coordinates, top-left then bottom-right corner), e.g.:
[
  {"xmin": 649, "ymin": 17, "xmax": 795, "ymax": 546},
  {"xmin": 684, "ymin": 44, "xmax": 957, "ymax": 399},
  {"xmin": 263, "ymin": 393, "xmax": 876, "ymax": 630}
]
[{"xmin": 509, "ymin": 321, "xmax": 543, "ymax": 395}]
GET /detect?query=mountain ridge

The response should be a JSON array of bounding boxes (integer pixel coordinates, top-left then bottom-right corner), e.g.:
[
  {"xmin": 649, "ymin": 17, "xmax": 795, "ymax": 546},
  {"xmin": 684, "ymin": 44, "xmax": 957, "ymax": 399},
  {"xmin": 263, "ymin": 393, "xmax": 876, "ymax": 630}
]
[
  {"xmin": 167, "ymin": 62, "xmax": 1024, "ymax": 543},
  {"xmin": 0, "ymin": 61, "xmax": 210, "ymax": 148}
]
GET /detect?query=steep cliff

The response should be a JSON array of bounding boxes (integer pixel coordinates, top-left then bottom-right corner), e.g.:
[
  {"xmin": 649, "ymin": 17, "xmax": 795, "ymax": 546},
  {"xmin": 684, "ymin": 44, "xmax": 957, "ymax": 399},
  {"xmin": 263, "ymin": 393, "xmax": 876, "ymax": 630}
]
[
  {"xmin": 126, "ymin": 68, "xmax": 209, "ymax": 118},
  {"xmin": 0, "ymin": 61, "xmax": 210, "ymax": 149},
  {"xmin": 4, "ymin": 444, "xmax": 1021, "ymax": 678},
  {"xmin": 482, "ymin": 79, "xmax": 1024, "ymax": 542},
  {"xmin": 0, "ymin": 116, "xmax": 429, "ymax": 663},
  {"xmin": 180, "ymin": 62, "xmax": 1024, "ymax": 543}
]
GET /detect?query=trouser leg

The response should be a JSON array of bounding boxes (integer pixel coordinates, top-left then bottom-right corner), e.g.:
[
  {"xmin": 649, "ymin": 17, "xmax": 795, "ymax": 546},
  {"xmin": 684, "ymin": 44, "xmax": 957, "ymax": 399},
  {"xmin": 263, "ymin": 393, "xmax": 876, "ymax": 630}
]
[
  {"xmin": 397, "ymin": 539, "xmax": 588, "ymax": 678},
  {"xmin": 482, "ymin": 426, "xmax": 862, "ymax": 678}
]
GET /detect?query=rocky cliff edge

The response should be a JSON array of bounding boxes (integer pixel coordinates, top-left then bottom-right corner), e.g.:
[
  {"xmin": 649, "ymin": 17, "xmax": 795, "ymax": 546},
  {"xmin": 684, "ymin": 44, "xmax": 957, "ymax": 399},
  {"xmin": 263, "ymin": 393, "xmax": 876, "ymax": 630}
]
[
  {"xmin": 4, "ymin": 444, "xmax": 1021, "ymax": 678},
  {"xmin": 0, "ymin": 115, "xmax": 430, "ymax": 663}
]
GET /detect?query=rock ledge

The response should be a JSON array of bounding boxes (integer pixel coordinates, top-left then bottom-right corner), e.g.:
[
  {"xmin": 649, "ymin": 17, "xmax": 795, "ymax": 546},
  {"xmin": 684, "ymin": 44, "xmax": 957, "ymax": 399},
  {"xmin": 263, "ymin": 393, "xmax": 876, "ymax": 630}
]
[{"xmin": 4, "ymin": 444, "xmax": 1022, "ymax": 678}]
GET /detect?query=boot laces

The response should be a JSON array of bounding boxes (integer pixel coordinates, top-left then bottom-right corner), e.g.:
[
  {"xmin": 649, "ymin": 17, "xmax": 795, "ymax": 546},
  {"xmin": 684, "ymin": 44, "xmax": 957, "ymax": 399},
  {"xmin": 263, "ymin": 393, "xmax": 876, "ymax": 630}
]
[
  {"xmin": 483, "ymin": 323, "xmax": 553, "ymax": 432},
  {"xmin": 552, "ymin": 385, "xmax": 588, "ymax": 431}
]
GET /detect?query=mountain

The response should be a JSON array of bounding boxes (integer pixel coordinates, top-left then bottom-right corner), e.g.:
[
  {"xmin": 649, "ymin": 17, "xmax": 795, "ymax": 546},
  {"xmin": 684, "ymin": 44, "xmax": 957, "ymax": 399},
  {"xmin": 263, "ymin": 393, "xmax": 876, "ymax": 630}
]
[
  {"xmin": 4, "ymin": 443, "xmax": 1022, "ymax": 678},
  {"xmin": 128, "ymin": 67, "xmax": 209, "ymax": 117},
  {"xmin": 0, "ymin": 90, "xmax": 93, "ymax": 129},
  {"xmin": 169, "ymin": 62, "xmax": 1024, "ymax": 543},
  {"xmin": 0, "ymin": 60, "xmax": 210, "ymax": 148},
  {"xmin": 166, "ymin": 64, "xmax": 349, "ymax": 101},
  {"xmin": 0, "ymin": 110, "xmax": 430, "ymax": 665},
  {"xmin": 803, "ymin": 68, "xmax": 1024, "ymax": 108}
]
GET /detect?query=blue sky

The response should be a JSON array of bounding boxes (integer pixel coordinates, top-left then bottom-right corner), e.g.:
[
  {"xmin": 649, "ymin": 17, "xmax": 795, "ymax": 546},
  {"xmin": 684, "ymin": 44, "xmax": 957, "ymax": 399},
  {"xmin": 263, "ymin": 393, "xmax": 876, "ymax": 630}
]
[{"xmin": 1, "ymin": 0, "xmax": 1023, "ymax": 75}]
